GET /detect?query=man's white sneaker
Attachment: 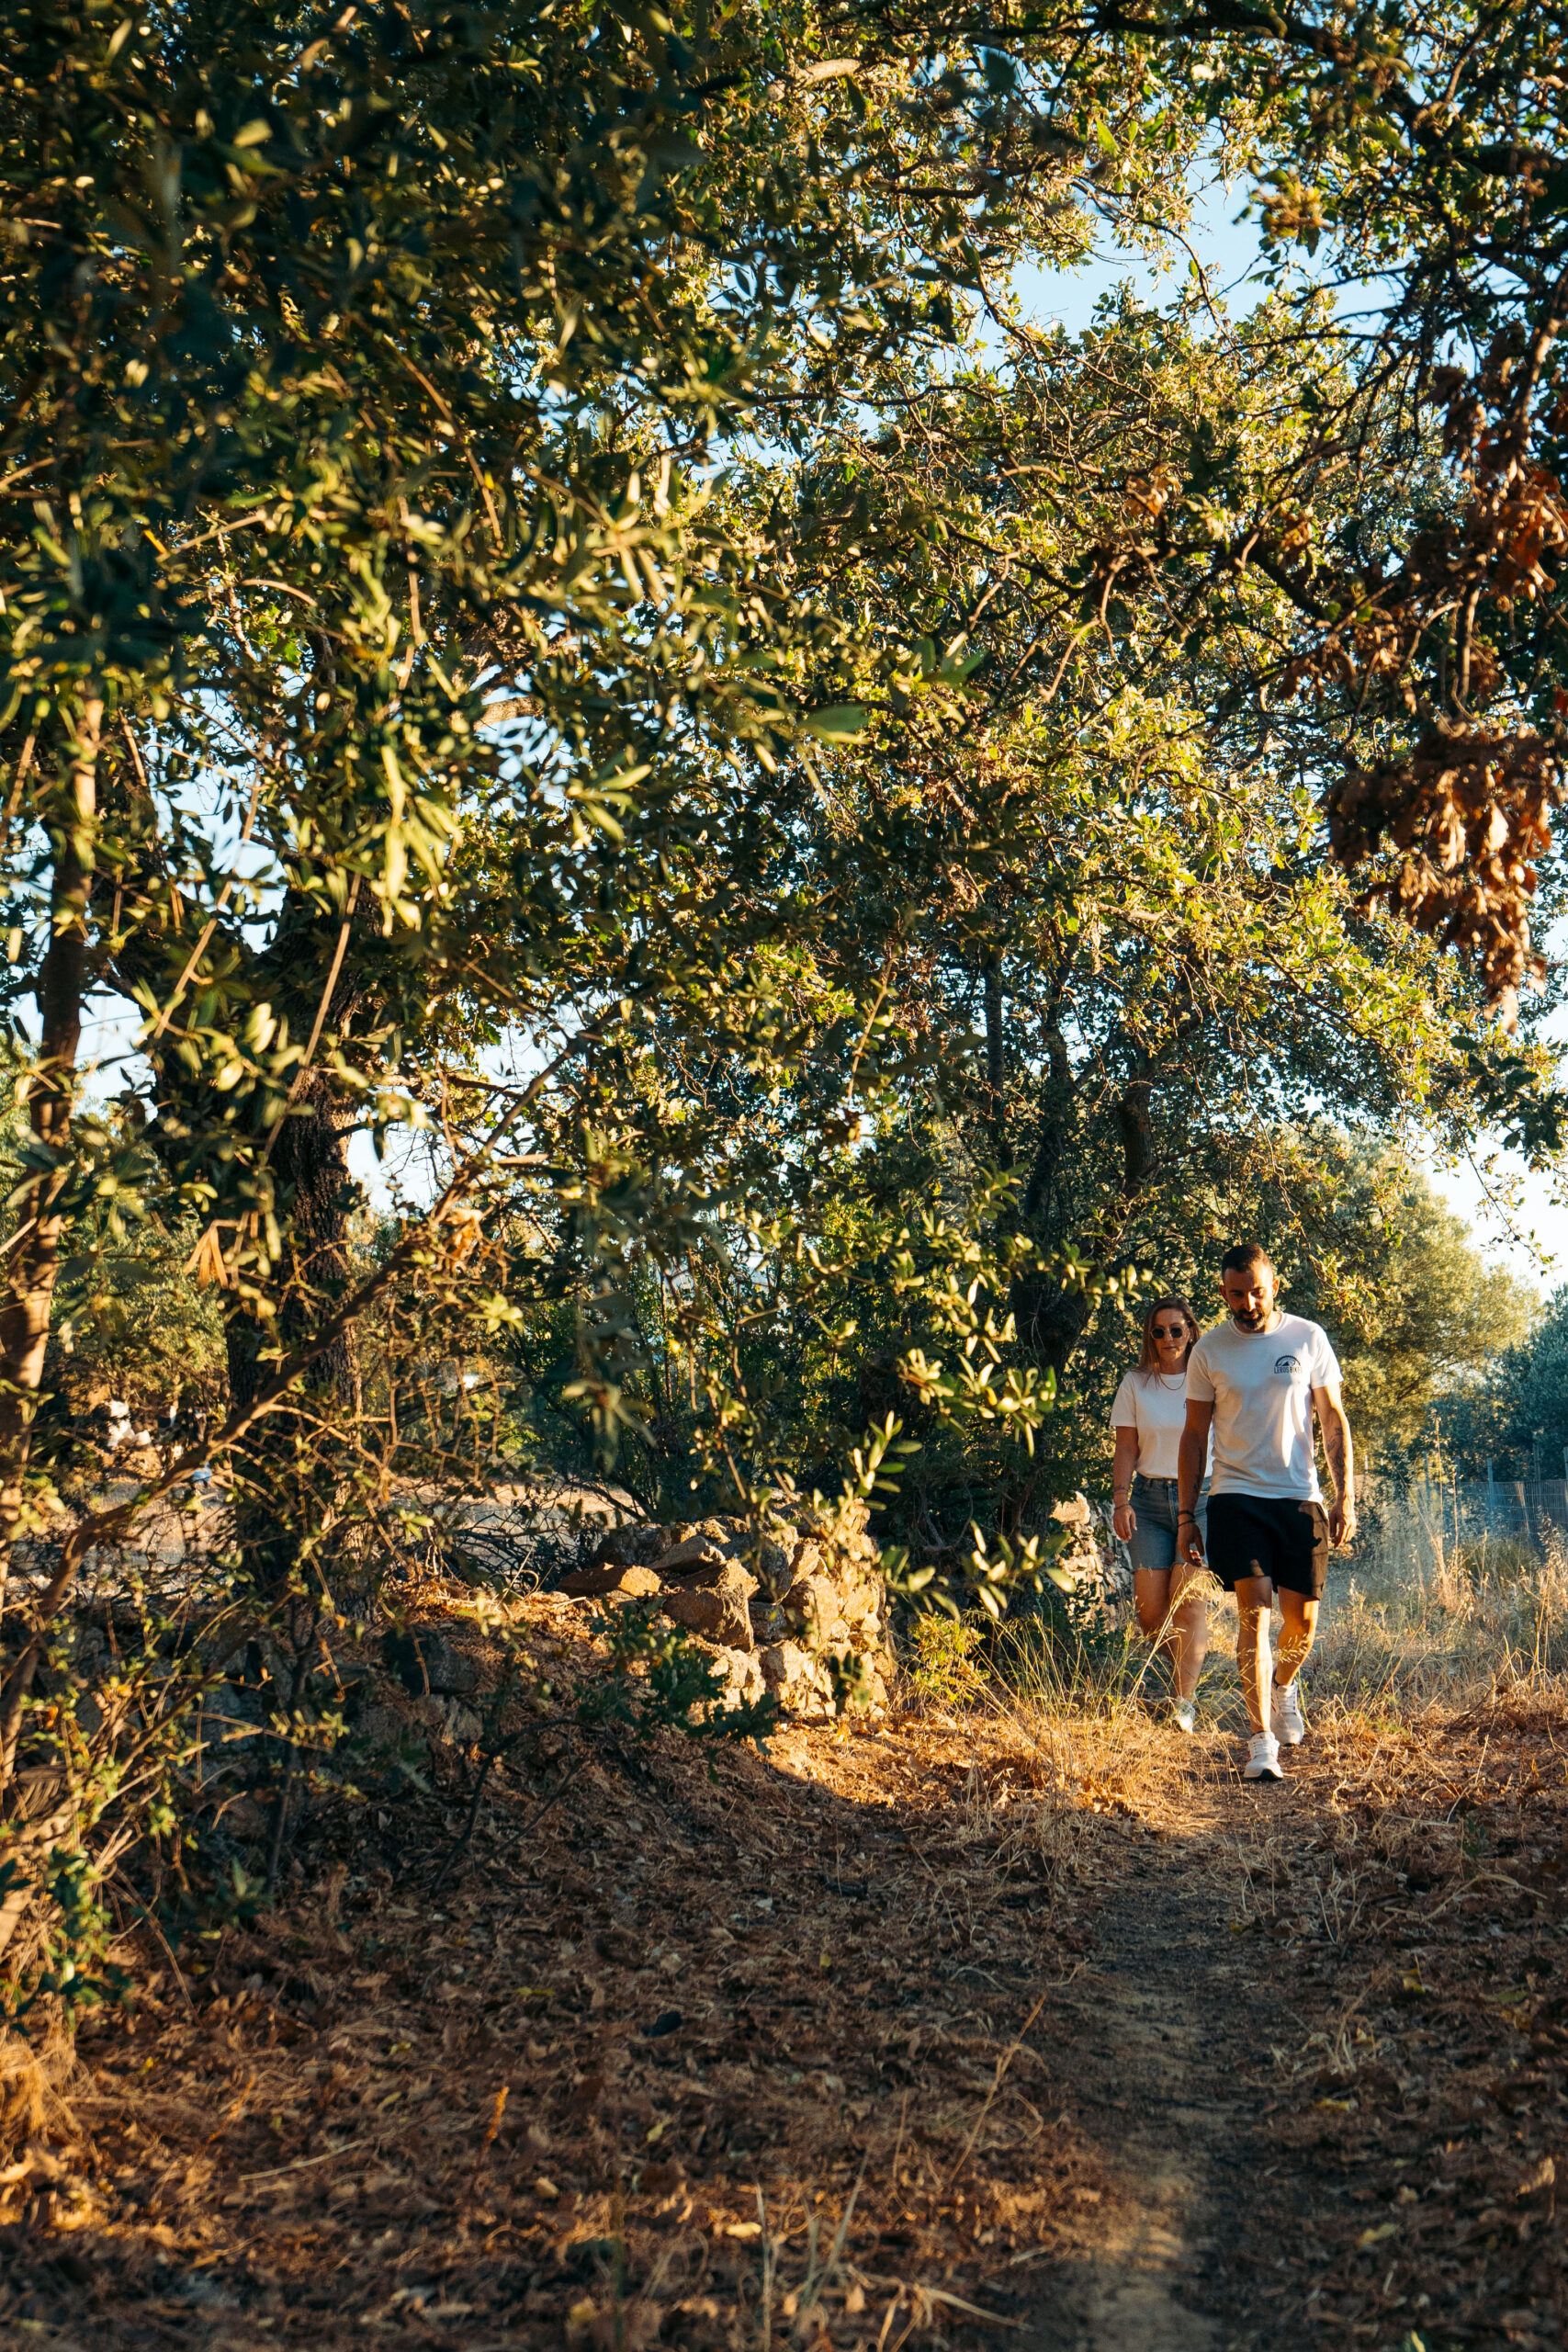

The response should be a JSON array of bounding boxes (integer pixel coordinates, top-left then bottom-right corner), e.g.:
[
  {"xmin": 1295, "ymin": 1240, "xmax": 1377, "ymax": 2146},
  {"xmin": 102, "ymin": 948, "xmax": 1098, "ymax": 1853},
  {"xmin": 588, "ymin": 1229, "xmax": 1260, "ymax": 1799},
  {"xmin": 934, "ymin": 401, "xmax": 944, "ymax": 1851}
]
[
  {"xmin": 1170, "ymin": 1697, "xmax": 1198, "ymax": 1735},
  {"xmin": 1271, "ymin": 1679, "xmax": 1306, "ymax": 1746},
  {"xmin": 1243, "ymin": 1730, "xmax": 1282, "ymax": 1781}
]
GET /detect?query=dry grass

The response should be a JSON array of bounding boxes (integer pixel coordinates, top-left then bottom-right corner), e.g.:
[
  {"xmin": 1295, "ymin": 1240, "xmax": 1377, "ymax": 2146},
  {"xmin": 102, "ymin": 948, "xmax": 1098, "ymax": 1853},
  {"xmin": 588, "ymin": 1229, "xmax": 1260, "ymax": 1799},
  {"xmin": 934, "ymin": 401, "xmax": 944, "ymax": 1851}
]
[
  {"xmin": 1308, "ymin": 1513, "xmax": 1568, "ymax": 1721},
  {"xmin": 0, "ymin": 2030, "xmax": 76, "ymax": 2167},
  {"xmin": 979, "ymin": 1614, "xmax": 1216, "ymax": 1835}
]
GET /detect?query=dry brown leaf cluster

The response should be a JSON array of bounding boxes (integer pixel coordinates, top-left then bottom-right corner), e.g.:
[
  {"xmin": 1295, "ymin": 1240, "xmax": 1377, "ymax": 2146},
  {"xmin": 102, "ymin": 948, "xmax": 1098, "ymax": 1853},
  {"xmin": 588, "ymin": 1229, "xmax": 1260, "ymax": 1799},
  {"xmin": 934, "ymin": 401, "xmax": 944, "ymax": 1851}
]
[
  {"xmin": 1292, "ymin": 334, "xmax": 1568, "ymax": 1004},
  {"xmin": 1323, "ymin": 722, "xmax": 1560, "ymax": 997}
]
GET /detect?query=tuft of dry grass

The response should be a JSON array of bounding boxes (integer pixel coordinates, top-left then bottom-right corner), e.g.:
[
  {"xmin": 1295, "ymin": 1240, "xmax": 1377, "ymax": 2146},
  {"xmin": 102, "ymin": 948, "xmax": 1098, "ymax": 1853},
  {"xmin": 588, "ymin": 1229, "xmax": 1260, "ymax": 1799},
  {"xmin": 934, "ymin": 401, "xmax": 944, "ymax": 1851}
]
[
  {"xmin": 0, "ymin": 2025, "xmax": 79, "ymax": 2203},
  {"xmin": 977, "ymin": 1601, "xmax": 1234, "ymax": 1837},
  {"xmin": 1309, "ymin": 1513, "xmax": 1568, "ymax": 1721}
]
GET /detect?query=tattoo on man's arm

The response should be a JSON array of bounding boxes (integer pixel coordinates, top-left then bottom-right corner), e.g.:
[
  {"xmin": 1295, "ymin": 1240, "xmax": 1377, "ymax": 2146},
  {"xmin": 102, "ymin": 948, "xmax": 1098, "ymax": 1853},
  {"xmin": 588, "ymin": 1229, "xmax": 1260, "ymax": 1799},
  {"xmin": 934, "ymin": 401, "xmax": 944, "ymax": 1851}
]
[{"xmin": 1322, "ymin": 1411, "xmax": 1350, "ymax": 1501}]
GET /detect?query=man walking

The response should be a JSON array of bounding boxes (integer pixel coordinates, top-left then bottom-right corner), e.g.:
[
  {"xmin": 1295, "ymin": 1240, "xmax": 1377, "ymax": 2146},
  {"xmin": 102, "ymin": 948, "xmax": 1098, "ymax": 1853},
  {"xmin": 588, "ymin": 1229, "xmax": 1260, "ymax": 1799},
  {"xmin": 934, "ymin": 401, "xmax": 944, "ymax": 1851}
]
[{"xmin": 1177, "ymin": 1242, "xmax": 1356, "ymax": 1781}]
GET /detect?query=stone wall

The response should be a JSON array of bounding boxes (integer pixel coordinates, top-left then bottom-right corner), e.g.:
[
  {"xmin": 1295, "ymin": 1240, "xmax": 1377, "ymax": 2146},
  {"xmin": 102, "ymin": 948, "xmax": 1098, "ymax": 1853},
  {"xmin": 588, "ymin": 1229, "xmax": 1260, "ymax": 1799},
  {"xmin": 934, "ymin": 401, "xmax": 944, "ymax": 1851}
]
[
  {"xmin": 1049, "ymin": 1492, "xmax": 1134, "ymax": 1618},
  {"xmin": 560, "ymin": 1499, "xmax": 891, "ymax": 1722}
]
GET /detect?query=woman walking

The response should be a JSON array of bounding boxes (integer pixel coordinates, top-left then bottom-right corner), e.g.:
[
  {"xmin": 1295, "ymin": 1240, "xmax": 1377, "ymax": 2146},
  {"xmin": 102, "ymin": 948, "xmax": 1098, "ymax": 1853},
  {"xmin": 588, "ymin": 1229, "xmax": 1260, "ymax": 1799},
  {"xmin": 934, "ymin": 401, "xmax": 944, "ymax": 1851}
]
[{"xmin": 1111, "ymin": 1295, "xmax": 1211, "ymax": 1731}]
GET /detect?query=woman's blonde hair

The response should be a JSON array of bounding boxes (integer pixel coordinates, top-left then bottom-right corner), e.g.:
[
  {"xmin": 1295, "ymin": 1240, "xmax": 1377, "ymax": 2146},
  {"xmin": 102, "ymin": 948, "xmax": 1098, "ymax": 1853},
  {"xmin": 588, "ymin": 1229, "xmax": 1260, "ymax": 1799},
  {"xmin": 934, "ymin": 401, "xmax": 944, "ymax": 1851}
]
[{"xmin": 1136, "ymin": 1294, "xmax": 1200, "ymax": 1381}]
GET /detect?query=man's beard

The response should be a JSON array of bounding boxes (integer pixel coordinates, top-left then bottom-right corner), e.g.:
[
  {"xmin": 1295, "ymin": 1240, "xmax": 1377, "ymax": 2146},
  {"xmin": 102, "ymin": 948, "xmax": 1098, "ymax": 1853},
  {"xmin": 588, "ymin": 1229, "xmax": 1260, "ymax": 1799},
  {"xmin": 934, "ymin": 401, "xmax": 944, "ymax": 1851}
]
[{"xmin": 1234, "ymin": 1306, "xmax": 1267, "ymax": 1329}]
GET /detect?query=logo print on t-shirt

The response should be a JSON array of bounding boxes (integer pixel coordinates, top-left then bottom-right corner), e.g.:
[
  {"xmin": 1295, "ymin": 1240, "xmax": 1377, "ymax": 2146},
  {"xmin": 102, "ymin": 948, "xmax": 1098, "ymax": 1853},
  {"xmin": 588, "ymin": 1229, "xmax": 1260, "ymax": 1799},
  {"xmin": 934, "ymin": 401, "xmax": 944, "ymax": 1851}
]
[{"xmin": 1274, "ymin": 1354, "xmax": 1301, "ymax": 1376}]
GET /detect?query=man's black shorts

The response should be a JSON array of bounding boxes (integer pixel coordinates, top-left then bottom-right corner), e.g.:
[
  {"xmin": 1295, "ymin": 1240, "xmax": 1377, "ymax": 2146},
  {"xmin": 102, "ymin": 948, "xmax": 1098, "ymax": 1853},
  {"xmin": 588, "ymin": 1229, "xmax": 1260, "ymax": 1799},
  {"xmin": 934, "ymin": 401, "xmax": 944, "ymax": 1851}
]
[{"xmin": 1205, "ymin": 1494, "xmax": 1329, "ymax": 1600}]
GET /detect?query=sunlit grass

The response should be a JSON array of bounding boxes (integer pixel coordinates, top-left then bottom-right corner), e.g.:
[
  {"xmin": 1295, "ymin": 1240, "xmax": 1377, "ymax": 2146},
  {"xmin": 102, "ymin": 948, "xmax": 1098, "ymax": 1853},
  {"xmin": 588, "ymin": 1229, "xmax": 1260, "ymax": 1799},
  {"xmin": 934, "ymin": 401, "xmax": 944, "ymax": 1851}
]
[
  {"xmin": 1310, "ymin": 1512, "xmax": 1568, "ymax": 1716},
  {"xmin": 899, "ymin": 1504, "xmax": 1568, "ymax": 1854}
]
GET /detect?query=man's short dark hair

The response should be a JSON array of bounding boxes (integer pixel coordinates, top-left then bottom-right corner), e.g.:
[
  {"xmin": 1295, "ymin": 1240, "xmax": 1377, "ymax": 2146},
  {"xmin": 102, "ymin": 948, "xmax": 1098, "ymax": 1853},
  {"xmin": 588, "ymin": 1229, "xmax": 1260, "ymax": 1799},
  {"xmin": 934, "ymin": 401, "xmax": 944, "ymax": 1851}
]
[{"xmin": 1220, "ymin": 1241, "xmax": 1274, "ymax": 1279}]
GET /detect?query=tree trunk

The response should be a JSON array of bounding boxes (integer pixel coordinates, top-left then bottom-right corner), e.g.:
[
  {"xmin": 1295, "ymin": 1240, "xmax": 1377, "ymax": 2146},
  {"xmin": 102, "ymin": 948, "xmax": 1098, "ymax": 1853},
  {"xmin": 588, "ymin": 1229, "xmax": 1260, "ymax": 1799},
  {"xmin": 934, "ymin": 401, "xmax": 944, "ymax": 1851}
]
[
  {"xmin": 1010, "ymin": 1050, "xmax": 1154, "ymax": 1389},
  {"xmin": 226, "ymin": 1068, "xmax": 356, "ymax": 1596},
  {"xmin": 983, "ymin": 953, "xmax": 1008, "ymax": 1162},
  {"xmin": 0, "ymin": 699, "xmax": 101, "ymax": 1632}
]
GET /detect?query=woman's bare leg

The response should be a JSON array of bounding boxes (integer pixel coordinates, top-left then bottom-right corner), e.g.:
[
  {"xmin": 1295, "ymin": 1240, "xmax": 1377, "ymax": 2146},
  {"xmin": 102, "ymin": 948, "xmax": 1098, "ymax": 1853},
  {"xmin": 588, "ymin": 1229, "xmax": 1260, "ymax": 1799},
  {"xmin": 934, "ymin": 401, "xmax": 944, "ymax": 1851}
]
[
  {"xmin": 1133, "ymin": 1567, "xmax": 1177, "ymax": 1683},
  {"xmin": 1167, "ymin": 1557, "xmax": 1209, "ymax": 1701}
]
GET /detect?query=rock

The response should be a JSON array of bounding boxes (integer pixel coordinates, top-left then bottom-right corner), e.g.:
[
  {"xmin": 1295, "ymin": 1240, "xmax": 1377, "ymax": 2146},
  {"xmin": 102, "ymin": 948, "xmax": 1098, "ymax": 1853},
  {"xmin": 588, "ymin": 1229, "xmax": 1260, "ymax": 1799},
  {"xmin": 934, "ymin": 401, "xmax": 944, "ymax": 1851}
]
[
  {"xmin": 760, "ymin": 1640, "xmax": 836, "ymax": 1723},
  {"xmin": 615, "ymin": 1565, "xmax": 664, "ymax": 1599},
  {"xmin": 381, "ymin": 1627, "xmax": 479, "ymax": 1698},
  {"xmin": 649, "ymin": 1534, "xmax": 728, "ymax": 1579},
  {"xmin": 716, "ymin": 1648, "xmax": 766, "ymax": 1709},
  {"xmin": 760, "ymin": 1639, "xmax": 816, "ymax": 1692},
  {"xmin": 679, "ymin": 1635, "xmax": 766, "ymax": 1715},
  {"xmin": 560, "ymin": 1561, "xmax": 662, "ymax": 1600},
  {"xmin": 662, "ymin": 1566, "xmax": 754, "ymax": 1652},
  {"xmin": 561, "ymin": 1562, "xmax": 628, "ymax": 1599},
  {"xmin": 1044, "ymin": 1492, "xmax": 1132, "ymax": 1619},
  {"xmin": 754, "ymin": 1536, "xmax": 792, "ymax": 1593},
  {"xmin": 412, "ymin": 1694, "xmax": 483, "ymax": 1746},
  {"xmin": 570, "ymin": 1499, "xmax": 890, "ymax": 1713},
  {"xmin": 749, "ymin": 1594, "xmax": 785, "ymax": 1645},
  {"xmin": 583, "ymin": 1521, "xmax": 681, "ymax": 1575},
  {"xmin": 839, "ymin": 1577, "xmax": 879, "ymax": 1626},
  {"xmin": 657, "ymin": 1543, "xmax": 749, "ymax": 1590},
  {"xmin": 359, "ymin": 1702, "xmax": 410, "ymax": 1747},
  {"xmin": 782, "ymin": 1569, "xmax": 840, "ymax": 1634}
]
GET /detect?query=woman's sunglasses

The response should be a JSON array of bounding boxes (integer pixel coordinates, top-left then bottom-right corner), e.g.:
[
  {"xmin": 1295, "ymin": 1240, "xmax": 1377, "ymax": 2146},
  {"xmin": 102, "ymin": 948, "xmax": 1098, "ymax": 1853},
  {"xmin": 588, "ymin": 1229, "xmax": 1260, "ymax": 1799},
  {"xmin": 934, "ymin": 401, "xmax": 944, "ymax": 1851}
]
[{"xmin": 1153, "ymin": 1322, "xmax": 1190, "ymax": 1340}]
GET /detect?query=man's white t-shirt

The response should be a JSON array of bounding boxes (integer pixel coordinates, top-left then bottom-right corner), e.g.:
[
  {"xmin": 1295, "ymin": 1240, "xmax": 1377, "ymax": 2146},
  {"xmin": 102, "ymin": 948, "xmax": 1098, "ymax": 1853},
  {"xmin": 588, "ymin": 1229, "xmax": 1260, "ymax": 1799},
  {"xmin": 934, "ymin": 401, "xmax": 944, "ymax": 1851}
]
[
  {"xmin": 1109, "ymin": 1371, "xmax": 1211, "ymax": 1479},
  {"xmin": 1184, "ymin": 1315, "xmax": 1342, "ymax": 1500}
]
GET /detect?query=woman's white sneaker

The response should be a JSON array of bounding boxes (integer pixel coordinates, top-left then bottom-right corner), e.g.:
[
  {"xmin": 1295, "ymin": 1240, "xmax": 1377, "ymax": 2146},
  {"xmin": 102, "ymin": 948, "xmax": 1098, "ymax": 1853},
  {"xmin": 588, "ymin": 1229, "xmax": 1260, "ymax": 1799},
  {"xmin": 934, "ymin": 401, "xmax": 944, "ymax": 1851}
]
[
  {"xmin": 1243, "ymin": 1730, "xmax": 1282, "ymax": 1781},
  {"xmin": 1271, "ymin": 1679, "xmax": 1306, "ymax": 1746},
  {"xmin": 1170, "ymin": 1697, "xmax": 1198, "ymax": 1735}
]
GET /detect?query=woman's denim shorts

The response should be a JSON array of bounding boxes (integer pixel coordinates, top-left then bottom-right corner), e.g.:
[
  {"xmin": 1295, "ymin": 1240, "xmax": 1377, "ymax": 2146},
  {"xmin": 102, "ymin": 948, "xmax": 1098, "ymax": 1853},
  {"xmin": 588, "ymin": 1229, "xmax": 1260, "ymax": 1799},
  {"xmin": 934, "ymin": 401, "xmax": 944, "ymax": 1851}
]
[{"xmin": 1127, "ymin": 1473, "xmax": 1209, "ymax": 1577}]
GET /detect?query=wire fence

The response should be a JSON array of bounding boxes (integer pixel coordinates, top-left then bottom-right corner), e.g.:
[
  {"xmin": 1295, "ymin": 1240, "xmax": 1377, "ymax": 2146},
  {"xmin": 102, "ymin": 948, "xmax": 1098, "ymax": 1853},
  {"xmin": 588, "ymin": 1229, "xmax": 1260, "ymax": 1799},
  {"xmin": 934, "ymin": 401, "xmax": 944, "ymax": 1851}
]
[{"xmin": 1404, "ymin": 1471, "xmax": 1568, "ymax": 1558}]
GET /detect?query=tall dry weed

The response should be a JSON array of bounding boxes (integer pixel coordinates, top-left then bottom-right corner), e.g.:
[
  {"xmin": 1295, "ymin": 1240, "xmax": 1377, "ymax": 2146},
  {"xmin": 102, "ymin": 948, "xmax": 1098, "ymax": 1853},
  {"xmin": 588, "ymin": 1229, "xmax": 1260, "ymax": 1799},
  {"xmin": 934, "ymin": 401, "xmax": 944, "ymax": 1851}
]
[
  {"xmin": 979, "ymin": 1600, "xmax": 1227, "ymax": 1832},
  {"xmin": 0, "ymin": 2029, "xmax": 76, "ymax": 2170},
  {"xmin": 953, "ymin": 1505, "xmax": 1568, "ymax": 1831},
  {"xmin": 1310, "ymin": 1512, "xmax": 1568, "ymax": 1718}
]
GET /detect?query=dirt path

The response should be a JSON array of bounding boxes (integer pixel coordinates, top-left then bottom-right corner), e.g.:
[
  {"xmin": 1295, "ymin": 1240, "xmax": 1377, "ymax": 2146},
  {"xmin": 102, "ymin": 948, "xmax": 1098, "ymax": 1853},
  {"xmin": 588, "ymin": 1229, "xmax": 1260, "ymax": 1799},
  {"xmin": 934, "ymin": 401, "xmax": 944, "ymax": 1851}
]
[
  {"xmin": 1015, "ymin": 1774, "xmax": 1283, "ymax": 2352},
  {"xmin": 1010, "ymin": 1703, "xmax": 1567, "ymax": 2352}
]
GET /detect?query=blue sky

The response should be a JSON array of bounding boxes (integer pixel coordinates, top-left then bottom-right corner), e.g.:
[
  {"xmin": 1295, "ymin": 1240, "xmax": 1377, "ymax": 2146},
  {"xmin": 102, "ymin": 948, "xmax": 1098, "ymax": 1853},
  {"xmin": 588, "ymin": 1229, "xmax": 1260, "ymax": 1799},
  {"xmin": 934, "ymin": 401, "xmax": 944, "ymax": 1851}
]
[{"xmin": 1011, "ymin": 175, "xmax": 1269, "ymax": 336}]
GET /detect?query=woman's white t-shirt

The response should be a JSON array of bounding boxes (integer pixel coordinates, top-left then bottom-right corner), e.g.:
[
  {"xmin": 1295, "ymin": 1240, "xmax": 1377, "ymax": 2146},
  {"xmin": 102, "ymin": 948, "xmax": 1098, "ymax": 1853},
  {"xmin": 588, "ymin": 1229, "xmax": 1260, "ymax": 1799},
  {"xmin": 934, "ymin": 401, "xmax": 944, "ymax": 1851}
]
[{"xmin": 1110, "ymin": 1369, "xmax": 1207, "ymax": 1479}]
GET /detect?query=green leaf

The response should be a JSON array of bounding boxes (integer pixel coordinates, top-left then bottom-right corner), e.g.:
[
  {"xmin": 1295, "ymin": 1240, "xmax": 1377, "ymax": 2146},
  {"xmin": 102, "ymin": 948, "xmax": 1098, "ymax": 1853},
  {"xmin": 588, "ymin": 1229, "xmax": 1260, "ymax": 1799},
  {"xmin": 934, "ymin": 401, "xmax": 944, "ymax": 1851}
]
[{"xmin": 800, "ymin": 704, "xmax": 868, "ymax": 742}]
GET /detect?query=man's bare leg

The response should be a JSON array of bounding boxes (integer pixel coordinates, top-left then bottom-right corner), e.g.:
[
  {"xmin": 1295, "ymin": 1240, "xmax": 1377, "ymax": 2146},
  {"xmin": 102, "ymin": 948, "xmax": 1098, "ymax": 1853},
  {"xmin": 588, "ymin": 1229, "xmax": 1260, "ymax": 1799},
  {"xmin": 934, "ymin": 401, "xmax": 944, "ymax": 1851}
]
[
  {"xmin": 1168, "ymin": 1559, "xmax": 1209, "ymax": 1702},
  {"xmin": 1233, "ymin": 1573, "xmax": 1274, "ymax": 1736},
  {"xmin": 1273, "ymin": 1590, "xmax": 1318, "ymax": 1693}
]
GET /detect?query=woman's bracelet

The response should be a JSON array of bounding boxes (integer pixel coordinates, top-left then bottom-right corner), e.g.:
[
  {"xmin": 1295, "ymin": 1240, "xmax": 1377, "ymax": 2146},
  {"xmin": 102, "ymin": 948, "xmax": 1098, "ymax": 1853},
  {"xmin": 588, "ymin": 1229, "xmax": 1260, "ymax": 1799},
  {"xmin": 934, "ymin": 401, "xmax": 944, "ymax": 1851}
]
[{"xmin": 1177, "ymin": 1510, "xmax": 1198, "ymax": 1522}]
